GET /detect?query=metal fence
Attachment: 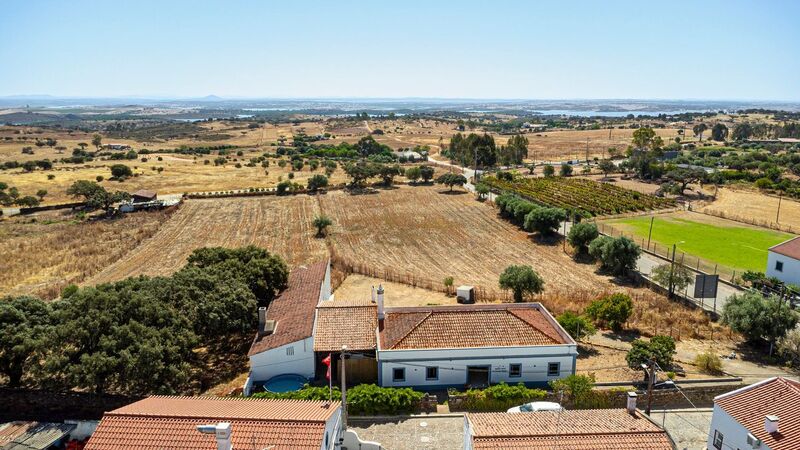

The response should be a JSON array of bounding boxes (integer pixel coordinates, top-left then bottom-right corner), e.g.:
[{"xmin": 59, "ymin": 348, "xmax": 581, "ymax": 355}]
[{"xmin": 595, "ymin": 221, "xmax": 741, "ymax": 284}]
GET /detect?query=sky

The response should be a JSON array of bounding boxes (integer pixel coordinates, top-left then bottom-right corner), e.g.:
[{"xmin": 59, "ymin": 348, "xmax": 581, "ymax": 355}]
[{"xmin": 1, "ymin": 0, "xmax": 799, "ymax": 100}]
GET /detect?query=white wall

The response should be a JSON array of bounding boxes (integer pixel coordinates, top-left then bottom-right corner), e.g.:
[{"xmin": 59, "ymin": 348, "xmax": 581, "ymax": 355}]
[
  {"xmin": 707, "ymin": 404, "xmax": 772, "ymax": 450},
  {"xmin": 378, "ymin": 344, "xmax": 577, "ymax": 388},
  {"xmin": 321, "ymin": 407, "xmax": 342, "ymax": 450},
  {"xmin": 249, "ymin": 337, "xmax": 315, "ymax": 383},
  {"xmin": 767, "ymin": 251, "xmax": 800, "ymax": 286},
  {"xmin": 320, "ymin": 261, "xmax": 332, "ymax": 303}
]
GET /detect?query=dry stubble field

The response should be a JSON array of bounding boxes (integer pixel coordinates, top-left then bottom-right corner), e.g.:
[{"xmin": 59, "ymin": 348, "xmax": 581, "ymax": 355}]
[
  {"xmin": 86, "ymin": 195, "xmax": 328, "ymax": 285},
  {"xmin": 0, "ymin": 209, "xmax": 171, "ymax": 299}
]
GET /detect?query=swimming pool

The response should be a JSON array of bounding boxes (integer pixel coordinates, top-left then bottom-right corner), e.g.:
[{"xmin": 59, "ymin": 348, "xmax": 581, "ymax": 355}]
[{"xmin": 262, "ymin": 374, "xmax": 308, "ymax": 393}]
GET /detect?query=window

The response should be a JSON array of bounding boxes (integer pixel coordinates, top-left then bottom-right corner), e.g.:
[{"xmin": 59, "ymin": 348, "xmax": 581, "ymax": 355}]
[
  {"xmin": 509, "ymin": 363, "xmax": 522, "ymax": 378},
  {"xmin": 286, "ymin": 346, "xmax": 294, "ymax": 356},
  {"xmin": 776, "ymin": 260, "xmax": 784, "ymax": 272},
  {"xmin": 392, "ymin": 367, "xmax": 405, "ymax": 382},
  {"xmin": 713, "ymin": 430, "xmax": 723, "ymax": 450},
  {"xmin": 547, "ymin": 362, "xmax": 560, "ymax": 377},
  {"xmin": 426, "ymin": 367, "xmax": 438, "ymax": 380}
]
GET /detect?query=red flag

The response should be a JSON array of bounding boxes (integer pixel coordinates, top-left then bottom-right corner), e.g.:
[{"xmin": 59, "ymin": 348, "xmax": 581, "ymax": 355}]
[{"xmin": 322, "ymin": 353, "xmax": 332, "ymax": 381}]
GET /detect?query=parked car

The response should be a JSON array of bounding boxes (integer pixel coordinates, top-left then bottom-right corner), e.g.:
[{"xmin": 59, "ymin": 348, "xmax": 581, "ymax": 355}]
[{"xmin": 507, "ymin": 401, "xmax": 563, "ymax": 413}]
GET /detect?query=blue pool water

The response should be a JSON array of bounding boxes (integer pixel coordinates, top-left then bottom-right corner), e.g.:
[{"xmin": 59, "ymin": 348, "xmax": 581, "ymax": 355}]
[{"xmin": 263, "ymin": 374, "xmax": 308, "ymax": 393}]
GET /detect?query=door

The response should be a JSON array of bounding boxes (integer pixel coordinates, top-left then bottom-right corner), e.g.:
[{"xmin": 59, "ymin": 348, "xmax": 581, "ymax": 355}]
[{"xmin": 467, "ymin": 365, "xmax": 491, "ymax": 388}]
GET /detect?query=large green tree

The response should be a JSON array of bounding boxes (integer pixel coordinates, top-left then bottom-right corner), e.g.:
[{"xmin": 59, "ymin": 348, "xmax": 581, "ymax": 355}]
[
  {"xmin": 499, "ymin": 265, "xmax": 545, "ymax": 302},
  {"xmin": 722, "ymin": 291, "xmax": 798, "ymax": 351},
  {"xmin": 0, "ymin": 296, "xmax": 52, "ymax": 387}
]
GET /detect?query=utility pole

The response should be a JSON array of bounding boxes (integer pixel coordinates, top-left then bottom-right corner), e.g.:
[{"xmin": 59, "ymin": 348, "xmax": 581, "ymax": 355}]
[
  {"xmin": 645, "ymin": 359, "xmax": 656, "ymax": 415},
  {"xmin": 340, "ymin": 345, "xmax": 348, "ymax": 435},
  {"xmin": 646, "ymin": 216, "xmax": 655, "ymax": 250},
  {"xmin": 586, "ymin": 138, "xmax": 590, "ymax": 164},
  {"xmin": 668, "ymin": 243, "xmax": 677, "ymax": 298},
  {"xmin": 777, "ymin": 194, "xmax": 782, "ymax": 223}
]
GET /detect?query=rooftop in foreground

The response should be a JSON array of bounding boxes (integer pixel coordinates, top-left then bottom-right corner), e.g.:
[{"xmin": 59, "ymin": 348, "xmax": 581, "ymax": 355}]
[{"xmin": 85, "ymin": 396, "xmax": 340, "ymax": 450}]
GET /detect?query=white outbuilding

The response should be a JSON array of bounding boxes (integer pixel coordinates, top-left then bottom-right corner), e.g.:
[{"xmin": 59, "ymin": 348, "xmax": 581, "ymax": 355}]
[{"xmin": 767, "ymin": 236, "xmax": 800, "ymax": 286}]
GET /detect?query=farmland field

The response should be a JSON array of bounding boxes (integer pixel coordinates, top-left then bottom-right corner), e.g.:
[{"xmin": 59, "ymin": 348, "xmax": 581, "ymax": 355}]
[
  {"xmin": 86, "ymin": 195, "xmax": 328, "ymax": 284},
  {"xmin": 603, "ymin": 211, "xmax": 795, "ymax": 272},
  {"xmin": 482, "ymin": 175, "xmax": 676, "ymax": 216},
  {"xmin": 0, "ymin": 210, "xmax": 171, "ymax": 299},
  {"xmin": 700, "ymin": 187, "xmax": 800, "ymax": 234}
]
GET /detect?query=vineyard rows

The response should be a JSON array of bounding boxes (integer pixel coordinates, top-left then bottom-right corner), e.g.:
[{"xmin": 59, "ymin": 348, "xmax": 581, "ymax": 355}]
[{"xmin": 483, "ymin": 176, "xmax": 675, "ymax": 216}]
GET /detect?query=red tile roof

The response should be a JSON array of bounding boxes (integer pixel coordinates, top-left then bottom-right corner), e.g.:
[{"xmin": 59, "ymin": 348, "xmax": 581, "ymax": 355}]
[
  {"xmin": 85, "ymin": 396, "xmax": 340, "ymax": 450},
  {"xmin": 770, "ymin": 236, "xmax": 800, "ymax": 260},
  {"xmin": 248, "ymin": 260, "xmax": 328, "ymax": 356},
  {"xmin": 467, "ymin": 410, "xmax": 673, "ymax": 450},
  {"xmin": 715, "ymin": 377, "xmax": 800, "ymax": 450},
  {"xmin": 314, "ymin": 300, "xmax": 377, "ymax": 352},
  {"xmin": 379, "ymin": 303, "xmax": 571, "ymax": 350}
]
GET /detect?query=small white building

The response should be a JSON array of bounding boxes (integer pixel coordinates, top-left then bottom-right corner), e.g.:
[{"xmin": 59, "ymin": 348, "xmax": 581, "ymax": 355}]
[
  {"xmin": 376, "ymin": 302, "xmax": 577, "ymax": 389},
  {"xmin": 708, "ymin": 377, "xmax": 800, "ymax": 450},
  {"xmin": 246, "ymin": 260, "xmax": 331, "ymax": 395},
  {"xmin": 767, "ymin": 237, "xmax": 800, "ymax": 286}
]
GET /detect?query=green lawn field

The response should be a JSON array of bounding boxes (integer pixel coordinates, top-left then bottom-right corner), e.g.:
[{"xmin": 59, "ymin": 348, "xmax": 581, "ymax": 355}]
[{"xmin": 605, "ymin": 214, "xmax": 795, "ymax": 272}]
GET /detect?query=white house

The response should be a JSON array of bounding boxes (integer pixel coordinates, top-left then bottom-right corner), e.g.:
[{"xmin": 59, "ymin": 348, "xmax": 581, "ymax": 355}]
[
  {"xmin": 376, "ymin": 302, "xmax": 578, "ymax": 389},
  {"xmin": 767, "ymin": 237, "xmax": 800, "ymax": 286},
  {"xmin": 465, "ymin": 399, "xmax": 675, "ymax": 449},
  {"xmin": 246, "ymin": 260, "xmax": 331, "ymax": 395},
  {"xmin": 708, "ymin": 377, "xmax": 800, "ymax": 450},
  {"xmin": 85, "ymin": 396, "xmax": 350, "ymax": 450}
]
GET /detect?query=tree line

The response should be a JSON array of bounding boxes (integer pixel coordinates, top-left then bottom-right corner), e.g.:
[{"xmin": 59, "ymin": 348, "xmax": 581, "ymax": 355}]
[{"xmin": 0, "ymin": 246, "xmax": 288, "ymax": 395}]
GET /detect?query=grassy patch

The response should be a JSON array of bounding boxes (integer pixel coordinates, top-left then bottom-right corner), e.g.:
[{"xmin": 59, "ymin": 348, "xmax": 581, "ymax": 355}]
[{"xmin": 607, "ymin": 214, "xmax": 794, "ymax": 272}]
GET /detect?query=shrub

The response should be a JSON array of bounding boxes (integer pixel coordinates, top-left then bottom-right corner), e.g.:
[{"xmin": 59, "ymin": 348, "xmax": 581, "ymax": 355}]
[
  {"xmin": 276, "ymin": 181, "xmax": 292, "ymax": 195},
  {"xmin": 405, "ymin": 166, "xmax": 421, "ymax": 184},
  {"xmin": 312, "ymin": 215, "xmax": 333, "ymax": 237},
  {"xmin": 458, "ymin": 382, "xmax": 546, "ymax": 412},
  {"xmin": 585, "ymin": 293, "xmax": 633, "ymax": 332},
  {"xmin": 567, "ymin": 222, "xmax": 599, "ymax": 255},
  {"xmin": 626, "ymin": 335, "xmax": 676, "ymax": 369},
  {"xmin": 549, "ymin": 374, "xmax": 596, "ymax": 408},
  {"xmin": 307, "ymin": 174, "xmax": 329, "ymax": 192},
  {"xmin": 110, "ymin": 164, "xmax": 133, "ymax": 179},
  {"xmin": 557, "ymin": 311, "xmax": 596, "ymax": 340},
  {"xmin": 543, "ymin": 164, "xmax": 555, "ymax": 177},
  {"xmin": 560, "ymin": 164, "xmax": 573, "ymax": 177},
  {"xmin": 694, "ymin": 349, "xmax": 723, "ymax": 375},
  {"xmin": 347, "ymin": 384, "xmax": 423, "ymax": 415}
]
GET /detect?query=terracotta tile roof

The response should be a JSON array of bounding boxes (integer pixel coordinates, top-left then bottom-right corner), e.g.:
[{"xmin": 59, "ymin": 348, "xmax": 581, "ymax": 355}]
[
  {"xmin": 131, "ymin": 189, "xmax": 157, "ymax": 200},
  {"xmin": 472, "ymin": 433, "xmax": 674, "ymax": 449},
  {"xmin": 248, "ymin": 260, "xmax": 328, "ymax": 356},
  {"xmin": 467, "ymin": 410, "xmax": 673, "ymax": 450},
  {"xmin": 314, "ymin": 301, "xmax": 377, "ymax": 352},
  {"xmin": 379, "ymin": 304, "xmax": 571, "ymax": 350},
  {"xmin": 715, "ymin": 377, "xmax": 800, "ymax": 450},
  {"xmin": 85, "ymin": 396, "xmax": 340, "ymax": 450},
  {"xmin": 770, "ymin": 236, "xmax": 800, "ymax": 260}
]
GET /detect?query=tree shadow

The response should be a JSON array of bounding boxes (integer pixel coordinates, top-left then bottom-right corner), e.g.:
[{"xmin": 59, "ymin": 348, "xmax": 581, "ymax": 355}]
[
  {"xmin": 439, "ymin": 189, "xmax": 468, "ymax": 195},
  {"xmin": 576, "ymin": 344, "xmax": 600, "ymax": 359},
  {"xmin": 601, "ymin": 329, "xmax": 641, "ymax": 343},
  {"xmin": 528, "ymin": 233, "xmax": 561, "ymax": 246},
  {"xmin": 346, "ymin": 187, "xmax": 380, "ymax": 196},
  {"xmin": 572, "ymin": 253, "xmax": 596, "ymax": 265}
]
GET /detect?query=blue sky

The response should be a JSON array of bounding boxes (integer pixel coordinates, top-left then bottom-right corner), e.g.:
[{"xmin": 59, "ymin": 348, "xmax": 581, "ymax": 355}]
[{"xmin": 1, "ymin": 0, "xmax": 798, "ymax": 100}]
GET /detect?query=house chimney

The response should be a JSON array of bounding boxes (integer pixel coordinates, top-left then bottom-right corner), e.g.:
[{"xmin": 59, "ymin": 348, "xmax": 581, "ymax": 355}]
[
  {"xmin": 258, "ymin": 307, "xmax": 267, "ymax": 337},
  {"xmin": 377, "ymin": 285, "xmax": 385, "ymax": 320},
  {"xmin": 765, "ymin": 415, "xmax": 779, "ymax": 434},
  {"xmin": 626, "ymin": 392, "xmax": 638, "ymax": 415},
  {"xmin": 371, "ymin": 285, "xmax": 375, "ymax": 303},
  {"xmin": 196, "ymin": 422, "xmax": 232, "ymax": 450}
]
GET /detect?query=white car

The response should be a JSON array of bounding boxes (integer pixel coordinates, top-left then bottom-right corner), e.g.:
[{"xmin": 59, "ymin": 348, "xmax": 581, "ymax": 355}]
[{"xmin": 507, "ymin": 401, "xmax": 563, "ymax": 413}]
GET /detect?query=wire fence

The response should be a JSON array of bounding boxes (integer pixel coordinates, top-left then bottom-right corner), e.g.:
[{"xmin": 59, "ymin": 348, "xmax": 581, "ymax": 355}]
[
  {"xmin": 700, "ymin": 208, "xmax": 797, "ymax": 234},
  {"xmin": 595, "ymin": 221, "xmax": 742, "ymax": 284}
]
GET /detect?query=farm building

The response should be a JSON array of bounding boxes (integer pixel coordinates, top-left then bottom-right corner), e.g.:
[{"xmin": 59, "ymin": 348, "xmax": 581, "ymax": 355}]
[
  {"xmin": 708, "ymin": 377, "xmax": 800, "ymax": 450},
  {"xmin": 766, "ymin": 236, "xmax": 800, "ymax": 286},
  {"xmin": 101, "ymin": 143, "xmax": 132, "ymax": 150},
  {"xmin": 83, "ymin": 396, "xmax": 377, "ymax": 450},
  {"xmin": 464, "ymin": 401, "xmax": 675, "ymax": 449},
  {"xmin": 247, "ymin": 262, "xmax": 576, "ymax": 393},
  {"xmin": 376, "ymin": 303, "xmax": 577, "ymax": 389},
  {"xmin": 246, "ymin": 260, "xmax": 331, "ymax": 395}
]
